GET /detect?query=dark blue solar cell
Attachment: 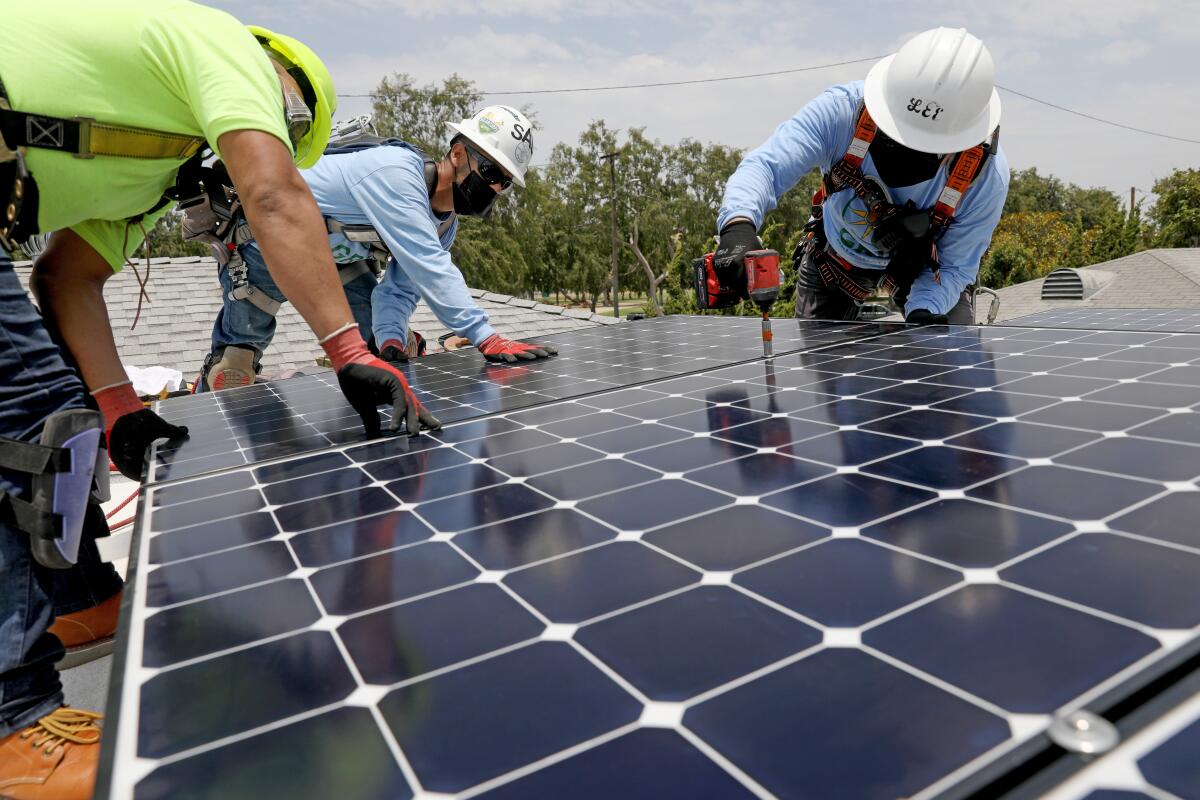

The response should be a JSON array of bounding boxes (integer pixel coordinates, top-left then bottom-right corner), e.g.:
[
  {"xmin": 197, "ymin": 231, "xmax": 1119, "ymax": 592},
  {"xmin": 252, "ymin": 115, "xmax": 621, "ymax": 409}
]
[
  {"xmin": 927, "ymin": 367, "xmax": 1032, "ymax": 389},
  {"xmin": 453, "ymin": 509, "xmax": 616, "ymax": 570},
  {"xmin": 913, "ymin": 349, "xmax": 995, "ymax": 367},
  {"xmin": 1144, "ymin": 365, "xmax": 1200, "ymax": 386},
  {"xmin": 148, "ymin": 511, "xmax": 278, "ymax": 565},
  {"xmin": 137, "ymin": 631, "xmax": 356, "ymax": 759},
  {"xmin": 712, "ymin": 416, "xmax": 836, "ymax": 448},
  {"xmin": 862, "ymin": 499, "xmax": 1072, "ymax": 566},
  {"xmin": 1087, "ymin": 382, "xmax": 1199, "ymax": 409},
  {"xmin": 274, "ymin": 485, "xmax": 397, "ymax": 532},
  {"xmin": 656, "ymin": 406, "xmax": 771, "ymax": 433},
  {"xmin": 309, "ymin": 542, "xmax": 478, "ymax": 615},
  {"xmin": 736, "ymin": 538, "xmax": 959, "ymax": 626},
  {"xmin": 261, "ymin": 467, "xmax": 372, "ymax": 506},
  {"xmin": 763, "ymin": 473, "xmax": 936, "ymax": 527},
  {"xmin": 541, "ymin": 411, "xmax": 641, "ymax": 439},
  {"xmin": 454, "ymin": 428, "xmax": 561, "ymax": 458},
  {"xmin": 576, "ymin": 479, "xmax": 731, "ymax": 531},
  {"xmin": 575, "ymin": 422, "xmax": 693, "ymax": 454},
  {"xmin": 1052, "ymin": 359, "xmax": 1162, "ymax": 380},
  {"xmin": 527, "ymin": 459, "xmax": 660, "ymax": 500},
  {"xmin": 998, "ymin": 374, "xmax": 1117, "ymax": 398},
  {"xmin": 386, "ymin": 463, "xmax": 508, "ymax": 504},
  {"xmin": 475, "ymin": 728, "xmax": 755, "ymax": 800},
  {"xmin": 967, "ymin": 466, "xmax": 1162, "ymax": 520},
  {"xmin": 340, "ymin": 584, "xmax": 544, "ymax": 684},
  {"xmin": 1021, "ymin": 401, "xmax": 1163, "ymax": 432},
  {"xmin": 151, "ymin": 470, "xmax": 254, "ymax": 507},
  {"xmin": 1138, "ymin": 717, "xmax": 1200, "ymax": 799},
  {"xmin": 1078, "ymin": 792, "xmax": 1155, "ymax": 800},
  {"xmin": 791, "ymin": 398, "xmax": 906, "ymax": 426},
  {"xmin": 504, "ymin": 541, "xmax": 699, "ymax": 622},
  {"xmin": 987, "ymin": 354, "xmax": 1078, "ymax": 372},
  {"xmin": 416, "ymin": 482, "xmax": 556, "ymax": 532},
  {"xmin": 134, "ymin": 707, "xmax": 412, "ymax": 800},
  {"xmin": 863, "ymin": 445, "xmax": 1024, "ymax": 490},
  {"xmin": 579, "ymin": 387, "xmax": 669, "ymax": 409},
  {"xmin": 362, "ymin": 446, "xmax": 472, "ymax": 482},
  {"xmin": 343, "ymin": 431, "xmax": 443, "ymax": 463},
  {"xmin": 624, "ymin": 436, "xmax": 755, "ymax": 472},
  {"xmin": 946, "ymin": 421, "xmax": 1100, "ymax": 458},
  {"xmin": 685, "ymin": 649, "xmax": 1009, "ymax": 800},
  {"xmin": 142, "ymin": 579, "xmax": 319, "ymax": 668},
  {"xmin": 289, "ymin": 509, "xmax": 434, "ymax": 567},
  {"xmin": 149, "ymin": 488, "xmax": 263, "ymax": 532},
  {"xmin": 577, "ymin": 586, "xmax": 821, "ymax": 700},
  {"xmin": 781, "ymin": 429, "xmax": 917, "ymax": 466},
  {"xmin": 1058, "ymin": 437, "xmax": 1200, "ymax": 482},
  {"xmin": 503, "ymin": 401, "xmax": 593, "ymax": 426},
  {"xmin": 1129, "ymin": 412, "xmax": 1200, "ymax": 445},
  {"xmin": 251, "ymin": 450, "xmax": 352, "ymax": 485},
  {"xmin": 645, "ymin": 505, "xmax": 827, "ymax": 570},
  {"xmin": 145, "ymin": 540, "xmax": 295, "ymax": 608},
  {"xmin": 932, "ymin": 390, "xmax": 1057, "ymax": 418},
  {"xmin": 431, "ymin": 416, "xmax": 524, "ymax": 443},
  {"xmin": 856, "ymin": 361, "xmax": 954, "ymax": 381},
  {"xmin": 861, "ymin": 409, "xmax": 993, "ymax": 441},
  {"xmin": 859, "ymin": 382, "xmax": 973, "ymax": 407},
  {"xmin": 685, "ymin": 452, "xmax": 832, "ymax": 496},
  {"xmin": 484, "ymin": 442, "xmax": 606, "ymax": 477},
  {"xmin": 1001, "ymin": 534, "xmax": 1200, "ymax": 628},
  {"xmin": 379, "ymin": 642, "xmax": 642, "ymax": 794},
  {"xmin": 1109, "ymin": 492, "xmax": 1200, "ymax": 549},
  {"xmin": 865, "ymin": 585, "xmax": 1160, "ymax": 712}
]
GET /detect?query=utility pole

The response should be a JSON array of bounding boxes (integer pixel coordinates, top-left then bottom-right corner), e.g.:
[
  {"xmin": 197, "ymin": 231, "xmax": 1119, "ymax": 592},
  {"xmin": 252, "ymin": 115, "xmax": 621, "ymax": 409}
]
[
  {"xmin": 1129, "ymin": 186, "xmax": 1136, "ymax": 219},
  {"xmin": 600, "ymin": 149, "xmax": 621, "ymax": 318}
]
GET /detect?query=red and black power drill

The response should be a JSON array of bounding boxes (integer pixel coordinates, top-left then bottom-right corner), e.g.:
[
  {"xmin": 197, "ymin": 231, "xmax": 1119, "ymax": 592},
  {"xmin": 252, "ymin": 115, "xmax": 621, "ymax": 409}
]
[{"xmin": 694, "ymin": 248, "xmax": 782, "ymax": 358}]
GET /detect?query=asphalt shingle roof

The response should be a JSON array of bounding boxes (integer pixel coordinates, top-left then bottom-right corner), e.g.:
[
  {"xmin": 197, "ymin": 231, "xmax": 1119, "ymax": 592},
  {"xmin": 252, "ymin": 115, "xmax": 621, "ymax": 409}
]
[{"xmin": 12, "ymin": 256, "xmax": 617, "ymax": 377}]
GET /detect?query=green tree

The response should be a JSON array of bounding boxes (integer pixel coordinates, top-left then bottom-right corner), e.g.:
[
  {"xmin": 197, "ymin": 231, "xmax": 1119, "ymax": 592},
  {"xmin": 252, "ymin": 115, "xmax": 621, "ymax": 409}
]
[
  {"xmin": 1150, "ymin": 168, "xmax": 1200, "ymax": 248},
  {"xmin": 144, "ymin": 211, "xmax": 209, "ymax": 259},
  {"xmin": 370, "ymin": 73, "xmax": 481, "ymax": 155}
]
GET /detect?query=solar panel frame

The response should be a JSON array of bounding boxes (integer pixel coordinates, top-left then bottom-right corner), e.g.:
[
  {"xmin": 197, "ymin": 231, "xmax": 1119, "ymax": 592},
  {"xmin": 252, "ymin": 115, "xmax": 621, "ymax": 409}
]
[{"xmin": 98, "ymin": 320, "xmax": 1200, "ymax": 800}]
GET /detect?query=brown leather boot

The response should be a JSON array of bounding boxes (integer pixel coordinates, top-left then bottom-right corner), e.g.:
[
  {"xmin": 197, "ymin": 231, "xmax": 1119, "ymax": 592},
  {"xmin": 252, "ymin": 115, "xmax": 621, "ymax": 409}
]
[
  {"xmin": 0, "ymin": 707, "xmax": 102, "ymax": 800},
  {"xmin": 48, "ymin": 591, "xmax": 121, "ymax": 669}
]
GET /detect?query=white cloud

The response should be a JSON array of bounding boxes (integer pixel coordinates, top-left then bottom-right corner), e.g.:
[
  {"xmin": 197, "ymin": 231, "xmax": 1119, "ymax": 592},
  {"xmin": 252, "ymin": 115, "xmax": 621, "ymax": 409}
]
[{"xmin": 1095, "ymin": 40, "xmax": 1153, "ymax": 65}]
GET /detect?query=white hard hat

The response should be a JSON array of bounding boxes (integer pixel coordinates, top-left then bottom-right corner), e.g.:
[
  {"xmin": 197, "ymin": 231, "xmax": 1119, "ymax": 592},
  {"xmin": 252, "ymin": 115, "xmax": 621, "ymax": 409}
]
[
  {"xmin": 446, "ymin": 105, "xmax": 535, "ymax": 188},
  {"xmin": 863, "ymin": 27, "xmax": 1001, "ymax": 154}
]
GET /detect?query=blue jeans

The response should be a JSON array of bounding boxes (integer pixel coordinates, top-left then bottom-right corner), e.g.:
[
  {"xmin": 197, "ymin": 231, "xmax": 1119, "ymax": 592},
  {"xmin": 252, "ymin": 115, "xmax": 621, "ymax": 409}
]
[
  {"xmin": 0, "ymin": 255, "xmax": 122, "ymax": 736},
  {"xmin": 209, "ymin": 241, "xmax": 377, "ymax": 361}
]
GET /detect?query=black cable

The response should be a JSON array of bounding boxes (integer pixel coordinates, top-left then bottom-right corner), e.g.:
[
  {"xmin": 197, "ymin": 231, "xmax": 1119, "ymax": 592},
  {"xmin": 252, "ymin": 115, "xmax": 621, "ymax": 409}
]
[{"xmin": 995, "ymin": 84, "xmax": 1200, "ymax": 145}]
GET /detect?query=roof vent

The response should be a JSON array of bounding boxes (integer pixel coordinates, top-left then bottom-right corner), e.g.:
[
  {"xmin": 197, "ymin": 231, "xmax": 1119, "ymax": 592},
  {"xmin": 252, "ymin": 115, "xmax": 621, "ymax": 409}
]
[{"xmin": 1041, "ymin": 268, "xmax": 1112, "ymax": 301}]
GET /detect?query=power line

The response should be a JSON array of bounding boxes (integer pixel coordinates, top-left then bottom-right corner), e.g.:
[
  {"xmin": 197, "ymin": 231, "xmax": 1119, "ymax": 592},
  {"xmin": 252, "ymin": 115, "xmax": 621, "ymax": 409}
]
[
  {"xmin": 995, "ymin": 85, "xmax": 1200, "ymax": 145},
  {"xmin": 334, "ymin": 55, "xmax": 884, "ymax": 98}
]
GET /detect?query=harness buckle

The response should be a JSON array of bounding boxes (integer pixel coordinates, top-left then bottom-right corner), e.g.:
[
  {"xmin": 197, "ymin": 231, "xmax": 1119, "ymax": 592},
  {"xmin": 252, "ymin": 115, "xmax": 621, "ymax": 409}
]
[{"xmin": 73, "ymin": 117, "xmax": 95, "ymax": 160}]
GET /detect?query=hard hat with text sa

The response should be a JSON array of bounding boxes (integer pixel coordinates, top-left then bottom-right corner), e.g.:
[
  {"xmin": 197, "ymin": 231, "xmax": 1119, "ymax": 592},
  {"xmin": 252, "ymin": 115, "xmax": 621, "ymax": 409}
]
[
  {"xmin": 864, "ymin": 27, "xmax": 1001, "ymax": 155},
  {"xmin": 446, "ymin": 106, "xmax": 535, "ymax": 187}
]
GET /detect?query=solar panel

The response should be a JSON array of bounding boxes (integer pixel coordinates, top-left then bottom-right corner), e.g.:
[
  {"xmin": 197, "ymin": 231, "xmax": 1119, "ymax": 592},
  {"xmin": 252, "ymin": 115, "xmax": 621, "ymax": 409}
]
[
  {"xmin": 99, "ymin": 321, "xmax": 1200, "ymax": 800},
  {"xmin": 1005, "ymin": 308, "xmax": 1200, "ymax": 333},
  {"xmin": 147, "ymin": 316, "xmax": 900, "ymax": 485}
]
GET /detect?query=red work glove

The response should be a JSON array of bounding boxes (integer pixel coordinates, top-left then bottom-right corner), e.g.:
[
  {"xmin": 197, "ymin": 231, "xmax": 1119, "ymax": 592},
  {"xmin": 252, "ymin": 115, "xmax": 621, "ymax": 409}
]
[
  {"xmin": 93, "ymin": 382, "xmax": 189, "ymax": 481},
  {"xmin": 378, "ymin": 331, "xmax": 427, "ymax": 363},
  {"xmin": 322, "ymin": 325, "xmax": 441, "ymax": 438},
  {"xmin": 477, "ymin": 334, "xmax": 558, "ymax": 363}
]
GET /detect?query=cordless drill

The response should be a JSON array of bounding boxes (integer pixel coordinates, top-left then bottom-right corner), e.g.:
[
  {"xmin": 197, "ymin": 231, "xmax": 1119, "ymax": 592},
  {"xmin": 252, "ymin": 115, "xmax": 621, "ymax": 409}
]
[{"xmin": 694, "ymin": 247, "xmax": 782, "ymax": 357}]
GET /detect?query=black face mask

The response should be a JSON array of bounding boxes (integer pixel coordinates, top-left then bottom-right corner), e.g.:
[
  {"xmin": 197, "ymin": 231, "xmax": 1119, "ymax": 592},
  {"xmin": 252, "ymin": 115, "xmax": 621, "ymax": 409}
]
[
  {"xmin": 869, "ymin": 131, "xmax": 944, "ymax": 188},
  {"xmin": 452, "ymin": 167, "xmax": 499, "ymax": 218}
]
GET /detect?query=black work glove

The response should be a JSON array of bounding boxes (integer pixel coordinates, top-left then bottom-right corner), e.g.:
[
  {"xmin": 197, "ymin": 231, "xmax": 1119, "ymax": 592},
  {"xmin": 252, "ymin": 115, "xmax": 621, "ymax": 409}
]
[
  {"xmin": 380, "ymin": 332, "xmax": 427, "ymax": 363},
  {"xmin": 872, "ymin": 201, "xmax": 932, "ymax": 252},
  {"xmin": 108, "ymin": 409, "xmax": 189, "ymax": 481},
  {"xmin": 336, "ymin": 361, "xmax": 442, "ymax": 439},
  {"xmin": 713, "ymin": 220, "xmax": 759, "ymax": 301},
  {"xmin": 905, "ymin": 308, "xmax": 950, "ymax": 326}
]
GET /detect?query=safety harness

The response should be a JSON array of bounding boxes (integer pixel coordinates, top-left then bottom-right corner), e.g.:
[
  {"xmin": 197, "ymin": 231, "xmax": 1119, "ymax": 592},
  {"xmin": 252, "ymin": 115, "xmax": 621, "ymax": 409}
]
[
  {"xmin": 0, "ymin": 74, "xmax": 207, "ymax": 252},
  {"xmin": 802, "ymin": 102, "xmax": 998, "ymax": 304}
]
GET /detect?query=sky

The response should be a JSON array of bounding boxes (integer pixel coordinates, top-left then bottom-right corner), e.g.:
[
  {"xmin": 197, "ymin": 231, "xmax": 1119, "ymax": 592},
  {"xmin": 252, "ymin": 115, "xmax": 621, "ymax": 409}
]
[{"xmin": 213, "ymin": 0, "xmax": 1200, "ymax": 206}]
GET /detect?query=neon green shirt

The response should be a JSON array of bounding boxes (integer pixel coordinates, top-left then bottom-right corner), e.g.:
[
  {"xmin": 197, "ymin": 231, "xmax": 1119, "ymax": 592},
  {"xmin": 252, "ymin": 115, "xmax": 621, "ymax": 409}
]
[{"xmin": 0, "ymin": 0, "xmax": 292, "ymax": 268}]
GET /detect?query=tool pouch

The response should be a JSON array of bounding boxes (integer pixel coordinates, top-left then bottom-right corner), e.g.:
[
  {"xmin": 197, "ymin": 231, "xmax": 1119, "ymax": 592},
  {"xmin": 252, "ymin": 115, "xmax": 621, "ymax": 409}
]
[{"xmin": 0, "ymin": 409, "xmax": 103, "ymax": 569}]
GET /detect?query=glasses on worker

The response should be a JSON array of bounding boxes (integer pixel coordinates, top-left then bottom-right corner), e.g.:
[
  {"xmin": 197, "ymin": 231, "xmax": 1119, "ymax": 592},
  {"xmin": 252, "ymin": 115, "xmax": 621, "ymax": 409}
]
[{"xmin": 463, "ymin": 142, "xmax": 513, "ymax": 191}]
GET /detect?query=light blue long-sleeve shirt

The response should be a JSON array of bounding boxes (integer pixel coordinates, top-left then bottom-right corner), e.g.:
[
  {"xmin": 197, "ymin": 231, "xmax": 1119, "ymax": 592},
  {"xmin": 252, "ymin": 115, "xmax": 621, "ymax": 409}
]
[
  {"xmin": 301, "ymin": 142, "xmax": 497, "ymax": 346},
  {"xmin": 718, "ymin": 81, "xmax": 1009, "ymax": 316}
]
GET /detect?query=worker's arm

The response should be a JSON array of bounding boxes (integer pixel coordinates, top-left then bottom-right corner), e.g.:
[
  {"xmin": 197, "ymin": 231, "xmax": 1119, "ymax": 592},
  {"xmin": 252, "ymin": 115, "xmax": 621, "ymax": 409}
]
[
  {"xmin": 219, "ymin": 129, "xmax": 354, "ymax": 338},
  {"xmin": 716, "ymin": 84, "xmax": 855, "ymax": 232}
]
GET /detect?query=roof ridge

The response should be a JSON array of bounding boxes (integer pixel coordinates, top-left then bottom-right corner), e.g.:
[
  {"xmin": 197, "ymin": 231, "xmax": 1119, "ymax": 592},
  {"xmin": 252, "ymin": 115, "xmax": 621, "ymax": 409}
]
[
  {"xmin": 1144, "ymin": 249, "xmax": 1200, "ymax": 290},
  {"xmin": 468, "ymin": 286, "xmax": 623, "ymax": 325}
]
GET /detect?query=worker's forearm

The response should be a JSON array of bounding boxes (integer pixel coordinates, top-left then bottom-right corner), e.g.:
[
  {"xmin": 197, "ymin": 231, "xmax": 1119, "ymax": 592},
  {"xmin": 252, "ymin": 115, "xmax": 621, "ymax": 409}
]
[
  {"xmin": 241, "ymin": 188, "xmax": 353, "ymax": 341},
  {"xmin": 32, "ymin": 266, "xmax": 128, "ymax": 390}
]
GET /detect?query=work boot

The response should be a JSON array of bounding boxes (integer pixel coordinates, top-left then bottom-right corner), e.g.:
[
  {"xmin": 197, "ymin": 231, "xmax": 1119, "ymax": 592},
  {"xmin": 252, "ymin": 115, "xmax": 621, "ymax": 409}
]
[
  {"xmin": 48, "ymin": 591, "xmax": 121, "ymax": 669},
  {"xmin": 203, "ymin": 345, "xmax": 258, "ymax": 391},
  {"xmin": 0, "ymin": 707, "xmax": 103, "ymax": 800}
]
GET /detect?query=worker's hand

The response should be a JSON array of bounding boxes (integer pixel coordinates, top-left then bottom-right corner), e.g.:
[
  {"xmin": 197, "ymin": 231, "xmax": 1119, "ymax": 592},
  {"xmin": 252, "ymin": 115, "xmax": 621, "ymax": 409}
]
[
  {"xmin": 713, "ymin": 220, "xmax": 758, "ymax": 300},
  {"xmin": 379, "ymin": 331, "xmax": 427, "ymax": 363},
  {"xmin": 322, "ymin": 326, "xmax": 441, "ymax": 438},
  {"xmin": 108, "ymin": 410, "xmax": 189, "ymax": 481},
  {"xmin": 905, "ymin": 308, "xmax": 950, "ymax": 326},
  {"xmin": 478, "ymin": 334, "xmax": 558, "ymax": 363}
]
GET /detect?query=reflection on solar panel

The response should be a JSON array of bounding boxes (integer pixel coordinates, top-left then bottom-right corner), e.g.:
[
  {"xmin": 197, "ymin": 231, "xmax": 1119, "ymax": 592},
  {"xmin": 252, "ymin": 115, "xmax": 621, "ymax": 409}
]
[
  {"xmin": 1006, "ymin": 308, "xmax": 1200, "ymax": 333},
  {"xmin": 147, "ymin": 316, "xmax": 897, "ymax": 484},
  {"xmin": 99, "ymin": 321, "xmax": 1200, "ymax": 800}
]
